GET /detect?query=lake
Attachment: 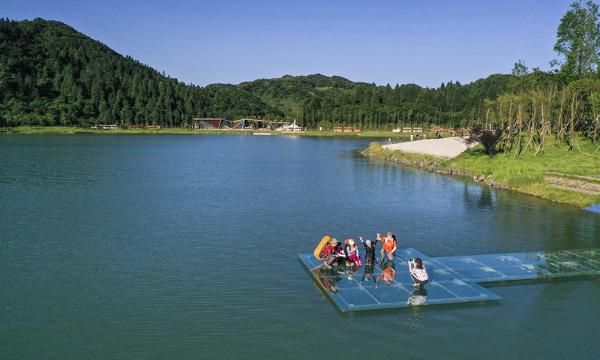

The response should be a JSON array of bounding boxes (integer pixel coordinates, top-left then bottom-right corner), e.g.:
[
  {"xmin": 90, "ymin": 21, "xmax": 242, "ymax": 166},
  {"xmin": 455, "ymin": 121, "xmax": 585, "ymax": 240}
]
[{"xmin": 1, "ymin": 135, "xmax": 599, "ymax": 359}]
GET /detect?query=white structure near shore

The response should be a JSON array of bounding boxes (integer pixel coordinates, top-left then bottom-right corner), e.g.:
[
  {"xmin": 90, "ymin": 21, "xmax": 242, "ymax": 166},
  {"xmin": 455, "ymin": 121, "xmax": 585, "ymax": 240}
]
[
  {"xmin": 383, "ymin": 137, "xmax": 476, "ymax": 158},
  {"xmin": 275, "ymin": 120, "xmax": 304, "ymax": 132}
]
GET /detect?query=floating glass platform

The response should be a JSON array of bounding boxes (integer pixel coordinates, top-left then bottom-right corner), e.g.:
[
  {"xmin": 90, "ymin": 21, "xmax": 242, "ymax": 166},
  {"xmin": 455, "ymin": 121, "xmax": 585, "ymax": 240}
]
[
  {"xmin": 298, "ymin": 248, "xmax": 600, "ymax": 312},
  {"xmin": 585, "ymin": 204, "xmax": 600, "ymax": 214}
]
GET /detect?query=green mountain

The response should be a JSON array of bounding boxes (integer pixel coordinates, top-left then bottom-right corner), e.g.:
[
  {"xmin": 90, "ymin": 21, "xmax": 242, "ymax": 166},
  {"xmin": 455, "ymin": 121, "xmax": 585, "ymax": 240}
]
[
  {"xmin": 0, "ymin": 18, "xmax": 576, "ymax": 130},
  {"xmin": 240, "ymin": 72, "xmax": 520, "ymax": 129},
  {"xmin": 0, "ymin": 18, "xmax": 280, "ymax": 127}
]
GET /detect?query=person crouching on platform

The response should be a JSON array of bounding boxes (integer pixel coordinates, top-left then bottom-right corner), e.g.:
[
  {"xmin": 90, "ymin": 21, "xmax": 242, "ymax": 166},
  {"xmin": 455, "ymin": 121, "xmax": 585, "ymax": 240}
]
[
  {"xmin": 344, "ymin": 238, "xmax": 362, "ymax": 267},
  {"xmin": 324, "ymin": 240, "xmax": 346, "ymax": 268},
  {"xmin": 321, "ymin": 238, "xmax": 337, "ymax": 268},
  {"xmin": 408, "ymin": 258, "xmax": 429, "ymax": 288}
]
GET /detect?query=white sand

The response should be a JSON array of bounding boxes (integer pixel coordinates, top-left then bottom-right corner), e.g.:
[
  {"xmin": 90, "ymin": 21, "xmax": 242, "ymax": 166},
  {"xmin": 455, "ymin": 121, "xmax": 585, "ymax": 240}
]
[{"xmin": 383, "ymin": 137, "xmax": 476, "ymax": 158}]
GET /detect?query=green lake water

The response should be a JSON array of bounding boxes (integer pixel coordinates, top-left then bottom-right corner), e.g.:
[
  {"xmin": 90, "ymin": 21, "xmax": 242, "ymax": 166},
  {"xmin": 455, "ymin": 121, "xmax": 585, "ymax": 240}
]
[{"xmin": 1, "ymin": 135, "xmax": 599, "ymax": 359}]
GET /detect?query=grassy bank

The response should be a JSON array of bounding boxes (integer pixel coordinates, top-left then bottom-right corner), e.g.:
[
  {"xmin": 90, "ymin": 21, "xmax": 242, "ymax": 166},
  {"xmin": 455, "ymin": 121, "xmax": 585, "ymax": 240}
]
[
  {"xmin": 363, "ymin": 138, "xmax": 600, "ymax": 208},
  {"xmin": 0, "ymin": 126, "xmax": 415, "ymax": 139}
]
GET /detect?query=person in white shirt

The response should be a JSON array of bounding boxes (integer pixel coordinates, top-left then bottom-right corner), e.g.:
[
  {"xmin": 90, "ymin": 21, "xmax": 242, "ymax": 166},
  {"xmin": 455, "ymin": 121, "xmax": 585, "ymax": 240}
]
[{"xmin": 408, "ymin": 258, "xmax": 429, "ymax": 288}]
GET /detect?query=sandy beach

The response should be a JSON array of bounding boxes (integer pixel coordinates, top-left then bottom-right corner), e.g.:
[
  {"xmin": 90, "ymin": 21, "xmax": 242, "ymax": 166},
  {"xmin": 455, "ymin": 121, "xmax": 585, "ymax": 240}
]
[{"xmin": 383, "ymin": 136, "xmax": 475, "ymax": 158}]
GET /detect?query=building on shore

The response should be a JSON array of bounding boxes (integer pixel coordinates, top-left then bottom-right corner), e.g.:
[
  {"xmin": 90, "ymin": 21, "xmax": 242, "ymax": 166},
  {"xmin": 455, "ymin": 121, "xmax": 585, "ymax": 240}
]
[
  {"xmin": 333, "ymin": 126, "xmax": 361, "ymax": 133},
  {"xmin": 91, "ymin": 124, "xmax": 119, "ymax": 130},
  {"xmin": 392, "ymin": 127, "xmax": 422, "ymax": 133},
  {"xmin": 126, "ymin": 124, "xmax": 161, "ymax": 129},
  {"xmin": 193, "ymin": 118, "xmax": 231, "ymax": 130},
  {"xmin": 275, "ymin": 120, "xmax": 304, "ymax": 132}
]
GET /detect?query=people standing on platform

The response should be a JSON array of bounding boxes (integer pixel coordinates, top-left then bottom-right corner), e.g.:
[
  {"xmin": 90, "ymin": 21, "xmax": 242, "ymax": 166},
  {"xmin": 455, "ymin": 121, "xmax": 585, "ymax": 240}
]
[
  {"xmin": 359, "ymin": 236, "xmax": 378, "ymax": 266},
  {"xmin": 378, "ymin": 232, "xmax": 397, "ymax": 264}
]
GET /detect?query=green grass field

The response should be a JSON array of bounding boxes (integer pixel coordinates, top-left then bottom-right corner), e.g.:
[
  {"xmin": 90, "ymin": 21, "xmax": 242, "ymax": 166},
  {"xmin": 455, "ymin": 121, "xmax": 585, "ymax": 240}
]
[{"xmin": 364, "ymin": 137, "xmax": 600, "ymax": 208}]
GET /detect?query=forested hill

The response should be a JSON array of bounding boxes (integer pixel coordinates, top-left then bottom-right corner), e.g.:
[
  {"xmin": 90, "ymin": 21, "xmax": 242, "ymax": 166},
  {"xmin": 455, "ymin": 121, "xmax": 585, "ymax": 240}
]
[
  {"xmin": 239, "ymin": 73, "xmax": 519, "ymax": 129},
  {"xmin": 0, "ymin": 18, "xmax": 280, "ymax": 127},
  {"xmin": 0, "ymin": 18, "xmax": 572, "ymax": 129}
]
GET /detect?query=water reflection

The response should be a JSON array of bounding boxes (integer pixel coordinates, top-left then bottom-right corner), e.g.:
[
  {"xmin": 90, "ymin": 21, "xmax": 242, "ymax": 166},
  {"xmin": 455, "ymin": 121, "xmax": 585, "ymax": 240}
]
[
  {"xmin": 3, "ymin": 135, "xmax": 600, "ymax": 359},
  {"xmin": 462, "ymin": 183, "xmax": 496, "ymax": 209},
  {"xmin": 316, "ymin": 267, "xmax": 341, "ymax": 293},
  {"xmin": 406, "ymin": 309, "xmax": 426, "ymax": 330},
  {"xmin": 360, "ymin": 264, "xmax": 377, "ymax": 285},
  {"xmin": 537, "ymin": 249, "xmax": 600, "ymax": 275},
  {"xmin": 379, "ymin": 262, "xmax": 396, "ymax": 286},
  {"xmin": 407, "ymin": 287, "xmax": 428, "ymax": 306}
]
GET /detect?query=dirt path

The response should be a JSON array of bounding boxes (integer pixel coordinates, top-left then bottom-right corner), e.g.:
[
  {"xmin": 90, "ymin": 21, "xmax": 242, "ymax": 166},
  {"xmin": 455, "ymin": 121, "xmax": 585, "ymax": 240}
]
[
  {"xmin": 545, "ymin": 174, "xmax": 600, "ymax": 195},
  {"xmin": 382, "ymin": 137, "xmax": 476, "ymax": 158}
]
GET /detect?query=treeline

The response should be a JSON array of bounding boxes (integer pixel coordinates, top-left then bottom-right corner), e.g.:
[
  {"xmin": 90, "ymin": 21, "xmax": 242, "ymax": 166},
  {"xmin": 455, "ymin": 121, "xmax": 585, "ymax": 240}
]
[
  {"xmin": 479, "ymin": 78, "xmax": 600, "ymax": 155},
  {"xmin": 0, "ymin": 18, "xmax": 280, "ymax": 127},
  {"xmin": 243, "ymin": 0, "xmax": 600, "ymax": 138},
  {"xmin": 0, "ymin": 19, "xmax": 552, "ymax": 129},
  {"xmin": 240, "ymin": 73, "xmax": 532, "ymax": 130},
  {"xmin": 0, "ymin": 18, "xmax": 529, "ymax": 129},
  {"xmin": 466, "ymin": 0, "xmax": 600, "ymax": 155}
]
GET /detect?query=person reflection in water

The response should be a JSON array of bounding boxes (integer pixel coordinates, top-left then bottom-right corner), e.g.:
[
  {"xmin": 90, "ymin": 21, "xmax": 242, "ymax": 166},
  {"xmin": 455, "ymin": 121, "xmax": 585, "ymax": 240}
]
[
  {"xmin": 361, "ymin": 263, "xmax": 377, "ymax": 287},
  {"xmin": 378, "ymin": 262, "xmax": 396, "ymax": 286},
  {"xmin": 407, "ymin": 287, "xmax": 428, "ymax": 306},
  {"xmin": 318, "ymin": 267, "xmax": 340, "ymax": 293}
]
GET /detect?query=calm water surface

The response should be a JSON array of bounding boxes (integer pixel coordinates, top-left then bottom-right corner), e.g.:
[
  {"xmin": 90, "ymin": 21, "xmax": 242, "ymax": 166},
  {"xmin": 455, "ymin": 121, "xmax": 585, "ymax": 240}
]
[{"xmin": 1, "ymin": 135, "xmax": 599, "ymax": 360}]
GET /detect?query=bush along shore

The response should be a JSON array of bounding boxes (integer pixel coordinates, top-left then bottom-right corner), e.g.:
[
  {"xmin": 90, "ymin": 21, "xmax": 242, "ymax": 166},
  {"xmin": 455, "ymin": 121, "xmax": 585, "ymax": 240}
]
[{"xmin": 362, "ymin": 139, "xmax": 600, "ymax": 209}]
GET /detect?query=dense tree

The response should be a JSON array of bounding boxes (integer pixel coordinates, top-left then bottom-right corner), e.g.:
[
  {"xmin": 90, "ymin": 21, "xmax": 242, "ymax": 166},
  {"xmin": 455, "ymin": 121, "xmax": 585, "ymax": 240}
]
[
  {"xmin": 0, "ymin": 18, "xmax": 279, "ymax": 127},
  {"xmin": 0, "ymin": 19, "xmax": 561, "ymax": 130},
  {"xmin": 554, "ymin": 0, "xmax": 600, "ymax": 78},
  {"xmin": 512, "ymin": 60, "xmax": 529, "ymax": 76}
]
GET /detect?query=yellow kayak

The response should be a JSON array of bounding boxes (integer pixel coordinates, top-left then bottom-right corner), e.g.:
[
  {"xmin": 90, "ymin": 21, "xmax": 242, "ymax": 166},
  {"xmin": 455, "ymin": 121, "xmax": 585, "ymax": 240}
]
[{"xmin": 313, "ymin": 234, "xmax": 332, "ymax": 260}]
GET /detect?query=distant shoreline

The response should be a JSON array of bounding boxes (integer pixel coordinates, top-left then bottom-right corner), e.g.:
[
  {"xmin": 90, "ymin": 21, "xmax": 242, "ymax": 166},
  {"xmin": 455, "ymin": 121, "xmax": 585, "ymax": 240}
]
[{"xmin": 0, "ymin": 126, "xmax": 417, "ymax": 139}]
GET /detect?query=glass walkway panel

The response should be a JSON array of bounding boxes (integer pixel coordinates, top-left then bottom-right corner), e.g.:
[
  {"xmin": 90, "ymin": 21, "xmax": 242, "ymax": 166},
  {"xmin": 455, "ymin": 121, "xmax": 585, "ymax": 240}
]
[{"xmin": 298, "ymin": 248, "xmax": 600, "ymax": 312}]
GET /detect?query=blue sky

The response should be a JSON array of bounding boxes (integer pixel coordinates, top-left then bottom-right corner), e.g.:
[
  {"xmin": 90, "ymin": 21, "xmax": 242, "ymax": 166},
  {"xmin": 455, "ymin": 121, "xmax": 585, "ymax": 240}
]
[{"xmin": 3, "ymin": 0, "xmax": 573, "ymax": 88}]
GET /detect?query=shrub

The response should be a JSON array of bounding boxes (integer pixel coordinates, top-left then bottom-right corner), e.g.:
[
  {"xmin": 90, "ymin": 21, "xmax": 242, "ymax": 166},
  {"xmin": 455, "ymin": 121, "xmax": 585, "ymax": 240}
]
[{"xmin": 466, "ymin": 126, "xmax": 503, "ymax": 156}]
